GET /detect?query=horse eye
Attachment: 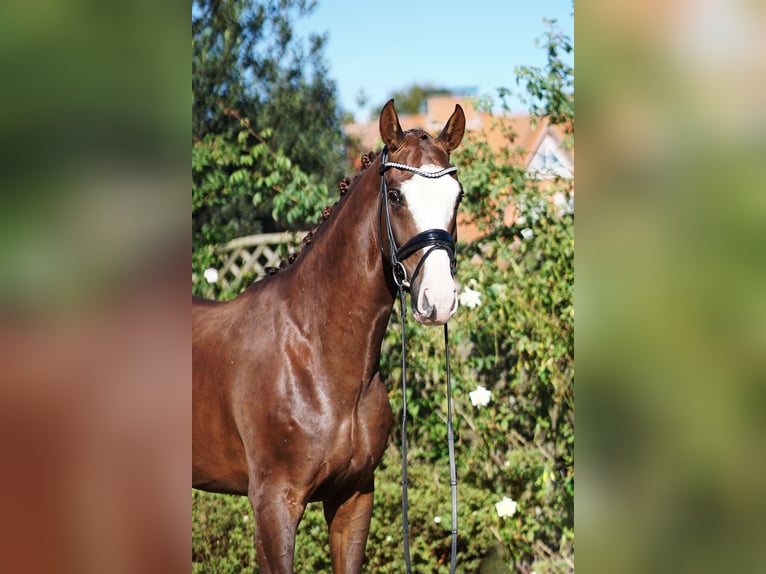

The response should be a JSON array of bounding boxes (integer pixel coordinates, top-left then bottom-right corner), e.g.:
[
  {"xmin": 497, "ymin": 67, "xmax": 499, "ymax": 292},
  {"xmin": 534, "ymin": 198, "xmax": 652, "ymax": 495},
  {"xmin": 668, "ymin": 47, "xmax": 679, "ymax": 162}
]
[{"xmin": 388, "ymin": 189, "xmax": 402, "ymax": 205}]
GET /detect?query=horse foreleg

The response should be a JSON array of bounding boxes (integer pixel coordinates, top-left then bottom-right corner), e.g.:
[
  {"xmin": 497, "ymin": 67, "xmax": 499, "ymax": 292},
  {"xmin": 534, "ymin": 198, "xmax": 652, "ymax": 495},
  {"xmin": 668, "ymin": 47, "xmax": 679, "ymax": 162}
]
[
  {"xmin": 323, "ymin": 480, "xmax": 375, "ymax": 574},
  {"xmin": 249, "ymin": 486, "xmax": 306, "ymax": 574}
]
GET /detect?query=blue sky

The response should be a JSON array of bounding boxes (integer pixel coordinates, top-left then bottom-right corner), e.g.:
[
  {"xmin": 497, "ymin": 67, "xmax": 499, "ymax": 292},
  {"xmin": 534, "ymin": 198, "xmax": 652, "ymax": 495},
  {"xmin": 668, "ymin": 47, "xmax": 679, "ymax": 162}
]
[{"xmin": 293, "ymin": 0, "xmax": 574, "ymax": 120}]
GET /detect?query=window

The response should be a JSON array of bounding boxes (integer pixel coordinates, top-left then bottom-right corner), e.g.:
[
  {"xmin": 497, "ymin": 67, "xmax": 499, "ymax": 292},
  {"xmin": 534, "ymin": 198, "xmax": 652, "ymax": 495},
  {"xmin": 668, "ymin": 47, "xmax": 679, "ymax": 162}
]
[{"xmin": 528, "ymin": 133, "xmax": 573, "ymax": 179}]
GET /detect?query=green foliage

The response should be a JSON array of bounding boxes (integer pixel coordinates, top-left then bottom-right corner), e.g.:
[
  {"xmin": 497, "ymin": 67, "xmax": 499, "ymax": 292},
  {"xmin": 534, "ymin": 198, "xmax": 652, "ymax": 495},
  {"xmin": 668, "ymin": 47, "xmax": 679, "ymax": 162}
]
[
  {"xmin": 515, "ymin": 18, "xmax": 574, "ymax": 134},
  {"xmin": 192, "ymin": 491, "xmax": 256, "ymax": 573},
  {"xmin": 193, "ymin": 0, "xmax": 331, "ymax": 139},
  {"xmin": 193, "ymin": 0, "xmax": 346, "ymax": 238},
  {"xmin": 375, "ymin": 174, "xmax": 574, "ymax": 572},
  {"xmin": 192, "ymin": 112, "xmax": 332, "ymax": 295},
  {"xmin": 192, "ymin": 116, "xmax": 331, "ymax": 243}
]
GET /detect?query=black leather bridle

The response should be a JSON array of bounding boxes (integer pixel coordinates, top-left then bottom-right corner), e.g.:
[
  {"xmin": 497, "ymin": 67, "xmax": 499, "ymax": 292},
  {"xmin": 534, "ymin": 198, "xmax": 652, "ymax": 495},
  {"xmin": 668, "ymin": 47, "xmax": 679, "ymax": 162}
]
[
  {"xmin": 377, "ymin": 146, "xmax": 460, "ymax": 574},
  {"xmin": 377, "ymin": 147, "xmax": 458, "ymax": 291}
]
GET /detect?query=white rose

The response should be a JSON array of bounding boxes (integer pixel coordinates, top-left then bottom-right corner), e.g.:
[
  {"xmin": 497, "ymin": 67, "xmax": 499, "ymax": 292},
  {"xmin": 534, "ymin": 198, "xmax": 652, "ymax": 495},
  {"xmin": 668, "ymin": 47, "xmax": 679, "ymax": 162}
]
[
  {"xmin": 495, "ymin": 496, "xmax": 517, "ymax": 518},
  {"xmin": 203, "ymin": 267, "xmax": 219, "ymax": 284},
  {"xmin": 459, "ymin": 285, "xmax": 482, "ymax": 309},
  {"xmin": 468, "ymin": 385, "xmax": 491, "ymax": 407}
]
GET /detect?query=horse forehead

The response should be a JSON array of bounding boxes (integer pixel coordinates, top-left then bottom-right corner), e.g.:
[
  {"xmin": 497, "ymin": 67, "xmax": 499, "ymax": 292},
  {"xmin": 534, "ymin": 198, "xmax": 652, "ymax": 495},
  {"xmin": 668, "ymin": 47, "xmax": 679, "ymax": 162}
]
[
  {"xmin": 400, "ymin": 164, "xmax": 460, "ymax": 231},
  {"xmin": 397, "ymin": 133, "xmax": 448, "ymax": 165}
]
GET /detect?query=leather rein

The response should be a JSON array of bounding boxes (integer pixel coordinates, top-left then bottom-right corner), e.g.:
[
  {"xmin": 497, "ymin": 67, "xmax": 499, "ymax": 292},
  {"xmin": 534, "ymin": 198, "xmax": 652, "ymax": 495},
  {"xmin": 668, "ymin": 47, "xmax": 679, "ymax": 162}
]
[{"xmin": 377, "ymin": 148, "xmax": 460, "ymax": 574}]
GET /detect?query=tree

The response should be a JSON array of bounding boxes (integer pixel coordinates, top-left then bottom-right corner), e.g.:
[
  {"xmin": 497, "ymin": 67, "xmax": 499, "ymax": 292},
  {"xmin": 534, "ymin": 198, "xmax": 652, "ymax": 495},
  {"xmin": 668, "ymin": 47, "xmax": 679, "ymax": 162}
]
[
  {"xmin": 192, "ymin": 0, "xmax": 346, "ymax": 242},
  {"xmin": 514, "ymin": 18, "xmax": 574, "ymax": 134},
  {"xmin": 382, "ymin": 84, "xmax": 452, "ymax": 115}
]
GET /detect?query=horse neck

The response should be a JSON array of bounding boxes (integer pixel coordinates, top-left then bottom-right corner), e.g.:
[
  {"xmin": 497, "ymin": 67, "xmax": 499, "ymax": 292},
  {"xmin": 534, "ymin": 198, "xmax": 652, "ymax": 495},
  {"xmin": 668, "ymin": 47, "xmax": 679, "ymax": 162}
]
[{"xmin": 284, "ymin": 159, "xmax": 395, "ymax": 351}]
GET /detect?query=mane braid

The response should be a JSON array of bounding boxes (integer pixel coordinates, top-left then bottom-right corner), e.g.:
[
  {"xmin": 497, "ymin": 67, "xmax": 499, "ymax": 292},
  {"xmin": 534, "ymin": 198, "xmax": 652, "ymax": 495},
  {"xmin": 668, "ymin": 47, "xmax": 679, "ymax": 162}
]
[{"xmin": 264, "ymin": 150, "xmax": 381, "ymax": 276}]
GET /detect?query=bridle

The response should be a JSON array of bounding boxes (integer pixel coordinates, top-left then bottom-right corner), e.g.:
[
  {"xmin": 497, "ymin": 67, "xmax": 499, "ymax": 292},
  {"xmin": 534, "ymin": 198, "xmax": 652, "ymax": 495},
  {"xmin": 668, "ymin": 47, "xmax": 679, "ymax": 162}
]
[
  {"xmin": 377, "ymin": 147, "xmax": 458, "ymax": 292},
  {"xmin": 377, "ymin": 147, "xmax": 460, "ymax": 574}
]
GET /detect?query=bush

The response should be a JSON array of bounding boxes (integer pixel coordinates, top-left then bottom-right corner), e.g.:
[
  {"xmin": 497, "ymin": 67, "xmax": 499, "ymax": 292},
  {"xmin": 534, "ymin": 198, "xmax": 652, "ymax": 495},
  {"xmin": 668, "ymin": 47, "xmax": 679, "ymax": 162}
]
[
  {"xmin": 377, "ymin": 167, "xmax": 574, "ymax": 572},
  {"xmin": 192, "ymin": 491, "xmax": 255, "ymax": 573}
]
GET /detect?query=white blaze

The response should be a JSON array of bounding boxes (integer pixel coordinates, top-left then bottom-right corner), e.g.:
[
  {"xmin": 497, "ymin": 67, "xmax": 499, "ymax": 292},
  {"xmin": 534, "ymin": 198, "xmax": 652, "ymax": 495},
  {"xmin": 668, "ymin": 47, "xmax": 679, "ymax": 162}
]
[
  {"xmin": 400, "ymin": 164, "xmax": 460, "ymax": 231},
  {"xmin": 400, "ymin": 164, "xmax": 460, "ymax": 324}
]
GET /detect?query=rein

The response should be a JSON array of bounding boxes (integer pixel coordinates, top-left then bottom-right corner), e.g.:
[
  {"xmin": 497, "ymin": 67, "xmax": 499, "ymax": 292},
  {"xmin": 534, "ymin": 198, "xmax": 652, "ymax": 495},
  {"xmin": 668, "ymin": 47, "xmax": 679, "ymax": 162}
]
[{"xmin": 378, "ymin": 148, "xmax": 460, "ymax": 574}]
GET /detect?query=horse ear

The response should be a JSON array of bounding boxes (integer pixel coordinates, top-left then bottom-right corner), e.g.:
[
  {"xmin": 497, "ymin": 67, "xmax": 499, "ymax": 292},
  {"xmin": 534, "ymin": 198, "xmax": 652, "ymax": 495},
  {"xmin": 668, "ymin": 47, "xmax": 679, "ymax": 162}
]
[
  {"xmin": 379, "ymin": 99, "xmax": 404, "ymax": 151},
  {"xmin": 438, "ymin": 104, "xmax": 466, "ymax": 153}
]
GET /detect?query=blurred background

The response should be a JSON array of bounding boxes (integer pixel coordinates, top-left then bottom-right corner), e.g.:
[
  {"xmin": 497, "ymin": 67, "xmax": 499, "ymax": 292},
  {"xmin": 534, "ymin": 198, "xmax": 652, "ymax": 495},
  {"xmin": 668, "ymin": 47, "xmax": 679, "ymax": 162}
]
[
  {"xmin": 0, "ymin": 1, "xmax": 189, "ymax": 573},
  {"xmin": 576, "ymin": 1, "xmax": 766, "ymax": 573},
  {"xmin": 192, "ymin": 1, "xmax": 766, "ymax": 569}
]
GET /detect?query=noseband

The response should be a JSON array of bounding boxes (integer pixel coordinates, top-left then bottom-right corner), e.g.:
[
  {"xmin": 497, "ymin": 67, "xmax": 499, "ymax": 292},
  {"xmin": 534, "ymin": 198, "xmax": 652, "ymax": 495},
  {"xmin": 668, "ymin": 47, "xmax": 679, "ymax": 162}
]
[
  {"xmin": 378, "ymin": 147, "xmax": 458, "ymax": 290},
  {"xmin": 377, "ymin": 147, "xmax": 460, "ymax": 574}
]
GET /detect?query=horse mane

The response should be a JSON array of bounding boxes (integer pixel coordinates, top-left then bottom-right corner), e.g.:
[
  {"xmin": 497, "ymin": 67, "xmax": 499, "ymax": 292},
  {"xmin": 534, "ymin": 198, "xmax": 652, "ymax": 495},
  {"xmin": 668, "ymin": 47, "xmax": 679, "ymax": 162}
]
[{"xmin": 264, "ymin": 150, "xmax": 380, "ymax": 275}]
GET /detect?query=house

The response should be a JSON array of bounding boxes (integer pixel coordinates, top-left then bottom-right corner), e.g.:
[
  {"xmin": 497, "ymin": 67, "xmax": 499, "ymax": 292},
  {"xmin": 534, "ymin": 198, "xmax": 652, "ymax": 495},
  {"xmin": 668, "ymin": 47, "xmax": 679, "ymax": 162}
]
[{"xmin": 344, "ymin": 95, "xmax": 573, "ymax": 242}]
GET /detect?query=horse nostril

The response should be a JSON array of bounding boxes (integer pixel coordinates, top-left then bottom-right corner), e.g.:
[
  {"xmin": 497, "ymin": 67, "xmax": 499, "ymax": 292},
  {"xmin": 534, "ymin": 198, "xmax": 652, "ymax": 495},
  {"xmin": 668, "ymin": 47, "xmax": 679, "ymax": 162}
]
[
  {"xmin": 420, "ymin": 287, "xmax": 435, "ymax": 317},
  {"xmin": 450, "ymin": 290, "xmax": 458, "ymax": 314}
]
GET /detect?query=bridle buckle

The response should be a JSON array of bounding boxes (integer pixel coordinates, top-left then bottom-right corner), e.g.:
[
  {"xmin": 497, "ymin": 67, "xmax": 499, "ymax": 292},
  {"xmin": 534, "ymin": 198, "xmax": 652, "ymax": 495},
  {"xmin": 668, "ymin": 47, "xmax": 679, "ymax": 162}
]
[{"xmin": 393, "ymin": 261, "xmax": 410, "ymax": 290}]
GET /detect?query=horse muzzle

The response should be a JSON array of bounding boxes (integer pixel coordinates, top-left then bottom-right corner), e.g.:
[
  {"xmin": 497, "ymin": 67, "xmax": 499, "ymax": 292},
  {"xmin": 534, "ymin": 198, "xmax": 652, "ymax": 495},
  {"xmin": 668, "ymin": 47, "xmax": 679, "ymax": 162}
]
[{"xmin": 410, "ymin": 251, "xmax": 458, "ymax": 325}]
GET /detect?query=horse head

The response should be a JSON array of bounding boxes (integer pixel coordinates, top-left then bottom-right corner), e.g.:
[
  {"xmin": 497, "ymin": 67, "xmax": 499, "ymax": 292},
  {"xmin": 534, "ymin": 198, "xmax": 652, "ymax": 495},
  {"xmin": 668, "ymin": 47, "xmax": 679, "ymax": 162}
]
[{"xmin": 378, "ymin": 99, "xmax": 466, "ymax": 325}]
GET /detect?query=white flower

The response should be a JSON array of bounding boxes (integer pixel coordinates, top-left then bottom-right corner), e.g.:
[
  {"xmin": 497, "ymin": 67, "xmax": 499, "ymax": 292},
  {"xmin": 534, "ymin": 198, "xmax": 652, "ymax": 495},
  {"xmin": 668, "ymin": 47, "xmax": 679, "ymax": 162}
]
[
  {"xmin": 520, "ymin": 228, "xmax": 534, "ymax": 240},
  {"xmin": 553, "ymin": 191, "xmax": 574, "ymax": 215},
  {"xmin": 459, "ymin": 285, "xmax": 482, "ymax": 309},
  {"xmin": 468, "ymin": 385, "xmax": 491, "ymax": 407},
  {"xmin": 495, "ymin": 496, "xmax": 517, "ymax": 518},
  {"xmin": 203, "ymin": 267, "xmax": 219, "ymax": 284},
  {"xmin": 243, "ymin": 514, "xmax": 249, "ymax": 523},
  {"xmin": 433, "ymin": 516, "xmax": 442, "ymax": 524}
]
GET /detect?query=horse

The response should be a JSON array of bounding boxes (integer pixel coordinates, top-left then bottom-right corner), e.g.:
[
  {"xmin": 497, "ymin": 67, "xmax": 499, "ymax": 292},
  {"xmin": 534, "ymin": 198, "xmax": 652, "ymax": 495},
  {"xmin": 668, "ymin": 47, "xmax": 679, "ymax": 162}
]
[{"xmin": 192, "ymin": 99, "xmax": 466, "ymax": 573}]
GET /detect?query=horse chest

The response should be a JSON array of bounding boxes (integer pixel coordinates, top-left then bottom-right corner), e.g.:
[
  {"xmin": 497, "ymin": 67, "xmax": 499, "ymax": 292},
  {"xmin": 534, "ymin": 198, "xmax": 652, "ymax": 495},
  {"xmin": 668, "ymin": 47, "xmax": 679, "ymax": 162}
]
[{"xmin": 313, "ymin": 380, "xmax": 393, "ymax": 490}]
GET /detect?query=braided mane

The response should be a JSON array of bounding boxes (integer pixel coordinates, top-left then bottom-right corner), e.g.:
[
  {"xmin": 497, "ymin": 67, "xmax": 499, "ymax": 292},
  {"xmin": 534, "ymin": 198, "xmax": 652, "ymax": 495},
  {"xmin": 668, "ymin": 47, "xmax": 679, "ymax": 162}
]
[{"xmin": 265, "ymin": 150, "xmax": 380, "ymax": 275}]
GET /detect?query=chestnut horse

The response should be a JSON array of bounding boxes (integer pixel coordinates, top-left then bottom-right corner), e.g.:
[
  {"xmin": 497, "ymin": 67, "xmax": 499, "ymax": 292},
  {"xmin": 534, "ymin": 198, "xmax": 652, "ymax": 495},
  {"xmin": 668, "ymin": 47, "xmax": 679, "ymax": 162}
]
[{"xmin": 192, "ymin": 100, "xmax": 465, "ymax": 573}]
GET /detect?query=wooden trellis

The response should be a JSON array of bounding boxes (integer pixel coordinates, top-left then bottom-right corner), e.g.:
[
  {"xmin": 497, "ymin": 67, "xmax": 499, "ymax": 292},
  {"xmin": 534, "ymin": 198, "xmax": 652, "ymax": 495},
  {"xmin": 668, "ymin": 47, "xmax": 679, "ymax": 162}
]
[{"xmin": 215, "ymin": 231, "xmax": 305, "ymax": 290}]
